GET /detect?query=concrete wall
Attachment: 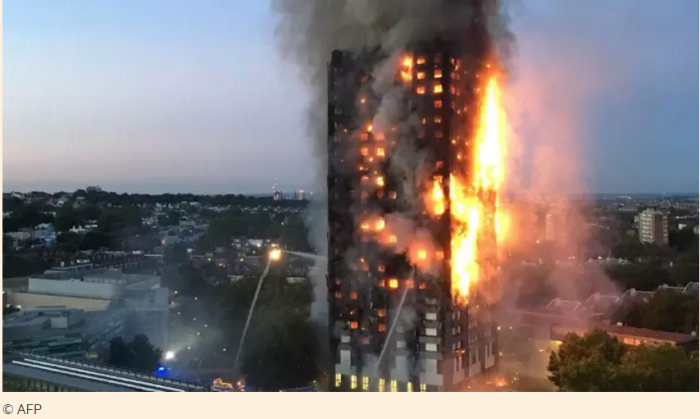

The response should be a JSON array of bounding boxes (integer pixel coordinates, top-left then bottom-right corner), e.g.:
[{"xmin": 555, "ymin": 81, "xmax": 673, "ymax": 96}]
[
  {"xmin": 29, "ymin": 278, "xmax": 124, "ymax": 300},
  {"xmin": 10, "ymin": 293, "xmax": 111, "ymax": 312}
]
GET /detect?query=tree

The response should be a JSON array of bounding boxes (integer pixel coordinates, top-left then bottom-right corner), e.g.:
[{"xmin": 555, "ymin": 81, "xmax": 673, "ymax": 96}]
[
  {"xmin": 106, "ymin": 335, "xmax": 162, "ymax": 372},
  {"xmin": 611, "ymin": 289, "xmax": 699, "ymax": 334},
  {"xmin": 619, "ymin": 344, "xmax": 699, "ymax": 392},
  {"xmin": 3, "ymin": 305, "xmax": 20, "ymax": 316},
  {"xmin": 548, "ymin": 329, "xmax": 627, "ymax": 391},
  {"xmin": 164, "ymin": 243, "xmax": 189, "ymax": 265},
  {"xmin": 548, "ymin": 329, "xmax": 699, "ymax": 392}
]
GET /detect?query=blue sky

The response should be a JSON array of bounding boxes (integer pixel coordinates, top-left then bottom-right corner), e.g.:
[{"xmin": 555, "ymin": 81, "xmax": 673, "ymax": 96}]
[{"xmin": 3, "ymin": 0, "xmax": 698, "ymax": 194}]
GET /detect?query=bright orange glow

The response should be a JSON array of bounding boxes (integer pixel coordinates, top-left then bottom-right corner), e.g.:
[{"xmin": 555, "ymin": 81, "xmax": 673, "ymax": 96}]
[
  {"xmin": 401, "ymin": 56, "xmax": 413, "ymax": 82},
  {"xmin": 269, "ymin": 248, "xmax": 282, "ymax": 261},
  {"xmin": 449, "ymin": 70, "xmax": 505, "ymax": 304},
  {"xmin": 417, "ymin": 86, "xmax": 426, "ymax": 95},
  {"xmin": 376, "ymin": 148, "xmax": 385, "ymax": 157},
  {"xmin": 434, "ymin": 84, "xmax": 443, "ymax": 94},
  {"xmin": 375, "ymin": 218, "xmax": 385, "ymax": 232},
  {"xmin": 388, "ymin": 278, "xmax": 399, "ymax": 289},
  {"xmin": 367, "ymin": 124, "xmax": 373, "ymax": 132},
  {"xmin": 360, "ymin": 97, "xmax": 366, "ymax": 104},
  {"xmin": 376, "ymin": 176, "xmax": 385, "ymax": 187},
  {"xmin": 429, "ymin": 176, "xmax": 446, "ymax": 216},
  {"xmin": 417, "ymin": 249, "xmax": 427, "ymax": 260},
  {"xmin": 434, "ymin": 69, "xmax": 443, "ymax": 79}
]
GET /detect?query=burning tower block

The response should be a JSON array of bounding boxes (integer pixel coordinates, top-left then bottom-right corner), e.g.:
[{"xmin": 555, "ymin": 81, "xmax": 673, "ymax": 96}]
[{"xmin": 327, "ymin": 33, "xmax": 504, "ymax": 392}]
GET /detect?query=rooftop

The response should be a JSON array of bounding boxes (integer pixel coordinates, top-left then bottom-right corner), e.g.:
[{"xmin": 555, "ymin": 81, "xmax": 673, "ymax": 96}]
[
  {"xmin": 3, "ymin": 352, "xmax": 204, "ymax": 392},
  {"xmin": 3, "ymin": 307, "xmax": 120, "ymax": 342}
]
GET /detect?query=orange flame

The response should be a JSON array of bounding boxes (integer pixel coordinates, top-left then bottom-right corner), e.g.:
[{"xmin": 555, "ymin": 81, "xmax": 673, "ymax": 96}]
[
  {"xmin": 450, "ymin": 71, "xmax": 506, "ymax": 304},
  {"xmin": 401, "ymin": 56, "xmax": 413, "ymax": 82}
]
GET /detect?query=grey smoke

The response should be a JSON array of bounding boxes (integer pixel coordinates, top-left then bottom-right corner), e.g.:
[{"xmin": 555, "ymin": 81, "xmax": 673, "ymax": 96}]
[{"xmin": 272, "ymin": 0, "xmax": 515, "ymax": 368}]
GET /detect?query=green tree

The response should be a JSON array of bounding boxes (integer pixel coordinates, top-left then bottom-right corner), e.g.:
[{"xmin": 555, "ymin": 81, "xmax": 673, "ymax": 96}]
[
  {"xmin": 548, "ymin": 329, "xmax": 699, "ymax": 392},
  {"xmin": 107, "ymin": 335, "xmax": 162, "ymax": 372},
  {"xmin": 619, "ymin": 344, "xmax": 699, "ymax": 392},
  {"xmin": 548, "ymin": 329, "xmax": 627, "ymax": 391}
]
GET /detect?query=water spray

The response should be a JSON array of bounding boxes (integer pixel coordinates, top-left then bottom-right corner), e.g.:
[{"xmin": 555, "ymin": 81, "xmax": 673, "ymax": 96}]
[{"xmin": 231, "ymin": 248, "xmax": 281, "ymax": 379}]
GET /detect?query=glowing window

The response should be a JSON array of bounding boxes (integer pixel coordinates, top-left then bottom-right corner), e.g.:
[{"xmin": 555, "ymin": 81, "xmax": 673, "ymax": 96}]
[
  {"xmin": 377, "ymin": 309, "xmax": 386, "ymax": 318},
  {"xmin": 434, "ymin": 84, "xmax": 443, "ymax": 94},
  {"xmin": 420, "ymin": 383, "xmax": 427, "ymax": 392},
  {"xmin": 391, "ymin": 380, "xmax": 398, "ymax": 392},
  {"xmin": 416, "ymin": 86, "xmax": 426, "ymax": 95},
  {"xmin": 434, "ymin": 116, "xmax": 442, "ymax": 123},
  {"xmin": 351, "ymin": 375, "xmax": 357, "ymax": 390},
  {"xmin": 416, "ymin": 57, "xmax": 425, "ymax": 65},
  {"xmin": 407, "ymin": 382, "xmax": 414, "ymax": 392},
  {"xmin": 350, "ymin": 321, "xmax": 358, "ymax": 330},
  {"xmin": 434, "ymin": 100, "xmax": 443, "ymax": 109},
  {"xmin": 378, "ymin": 324, "xmax": 386, "ymax": 332},
  {"xmin": 335, "ymin": 374, "xmax": 342, "ymax": 387},
  {"xmin": 434, "ymin": 69, "xmax": 443, "ymax": 79},
  {"xmin": 388, "ymin": 278, "xmax": 399, "ymax": 289},
  {"xmin": 378, "ymin": 378, "xmax": 386, "ymax": 392},
  {"xmin": 360, "ymin": 148, "xmax": 369, "ymax": 156},
  {"xmin": 417, "ymin": 72, "xmax": 425, "ymax": 80},
  {"xmin": 350, "ymin": 292, "xmax": 358, "ymax": 300},
  {"xmin": 362, "ymin": 376, "xmax": 369, "ymax": 391}
]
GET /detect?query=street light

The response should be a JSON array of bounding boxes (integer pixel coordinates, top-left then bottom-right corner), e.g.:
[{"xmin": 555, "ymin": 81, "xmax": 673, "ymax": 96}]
[{"xmin": 165, "ymin": 351, "xmax": 175, "ymax": 361}]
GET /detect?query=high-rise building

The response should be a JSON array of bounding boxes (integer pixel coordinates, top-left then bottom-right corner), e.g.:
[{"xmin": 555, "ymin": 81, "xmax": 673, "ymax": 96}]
[
  {"xmin": 327, "ymin": 41, "xmax": 499, "ymax": 392},
  {"xmin": 638, "ymin": 209, "xmax": 669, "ymax": 246}
]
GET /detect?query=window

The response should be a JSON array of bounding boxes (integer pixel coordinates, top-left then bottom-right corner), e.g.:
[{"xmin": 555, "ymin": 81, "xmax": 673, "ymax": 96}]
[
  {"xmin": 433, "ymin": 84, "xmax": 443, "ymax": 94},
  {"xmin": 350, "ymin": 321, "xmax": 358, "ymax": 330},
  {"xmin": 416, "ymin": 57, "xmax": 426, "ymax": 65},
  {"xmin": 434, "ymin": 100, "xmax": 443, "ymax": 108},
  {"xmin": 417, "ymin": 72, "xmax": 425, "ymax": 80},
  {"xmin": 434, "ymin": 69, "xmax": 443, "ymax": 79},
  {"xmin": 434, "ymin": 116, "xmax": 442, "ymax": 123},
  {"xmin": 378, "ymin": 378, "xmax": 386, "ymax": 392},
  {"xmin": 426, "ymin": 343, "xmax": 438, "ymax": 351},
  {"xmin": 335, "ymin": 292, "xmax": 343, "ymax": 299},
  {"xmin": 407, "ymin": 382, "xmax": 413, "ymax": 392},
  {"xmin": 377, "ymin": 309, "xmax": 386, "ymax": 318},
  {"xmin": 335, "ymin": 374, "xmax": 342, "ymax": 387},
  {"xmin": 434, "ymin": 54, "xmax": 442, "ymax": 63},
  {"xmin": 362, "ymin": 376, "xmax": 369, "ymax": 391},
  {"xmin": 426, "ymin": 328, "xmax": 438, "ymax": 336},
  {"xmin": 351, "ymin": 375, "xmax": 358, "ymax": 390},
  {"xmin": 350, "ymin": 292, "xmax": 358, "ymax": 300},
  {"xmin": 416, "ymin": 86, "xmax": 426, "ymax": 95},
  {"xmin": 391, "ymin": 380, "xmax": 398, "ymax": 392},
  {"xmin": 420, "ymin": 383, "xmax": 427, "ymax": 392},
  {"xmin": 378, "ymin": 324, "xmax": 386, "ymax": 332}
]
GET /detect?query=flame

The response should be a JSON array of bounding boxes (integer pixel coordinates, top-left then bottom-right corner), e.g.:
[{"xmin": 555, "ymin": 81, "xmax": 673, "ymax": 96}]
[
  {"xmin": 429, "ymin": 176, "xmax": 446, "ymax": 216},
  {"xmin": 450, "ymin": 71, "xmax": 505, "ymax": 304},
  {"xmin": 401, "ymin": 56, "xmax": 413, "ymax": 82}
]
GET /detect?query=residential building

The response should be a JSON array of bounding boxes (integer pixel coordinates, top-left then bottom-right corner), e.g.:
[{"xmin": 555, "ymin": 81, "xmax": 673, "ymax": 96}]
[
  {"xmin": 638, "ymin": 209, "xmax": 669, "ymax": 245},
  {"xmin": 327, "ymin": 40, "xmax": 498, "ymax": 391}
]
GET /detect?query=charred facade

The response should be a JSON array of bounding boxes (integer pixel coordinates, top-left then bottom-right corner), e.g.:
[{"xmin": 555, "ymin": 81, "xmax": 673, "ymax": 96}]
[{"xmin": 327, "ymin": 38, "xmax": 500, "ymax": 392}]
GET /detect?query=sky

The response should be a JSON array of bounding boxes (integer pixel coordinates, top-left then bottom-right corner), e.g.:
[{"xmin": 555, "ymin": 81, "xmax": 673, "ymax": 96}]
[{"xmin": 3, "ymin": 0, "xmax": 698, "ymax": 195}]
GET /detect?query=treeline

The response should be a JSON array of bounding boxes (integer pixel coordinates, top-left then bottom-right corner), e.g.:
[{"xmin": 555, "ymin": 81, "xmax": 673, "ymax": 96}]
[
  {"xmin": 196, "ymin": 207, "xmax": 312, "ymax": 252},
  {"xmin": 4, "ymin": 190, "xmax": 309, "ymax": 210},
  {"xmin": 549, "ymin": 329, "xmax": 698, "ymax": 391}
]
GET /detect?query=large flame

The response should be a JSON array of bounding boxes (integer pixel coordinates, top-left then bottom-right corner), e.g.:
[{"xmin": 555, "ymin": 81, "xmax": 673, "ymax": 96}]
[{"xmin": 450, "ymin": 73, "xmax": 506, "ymax": 304}]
